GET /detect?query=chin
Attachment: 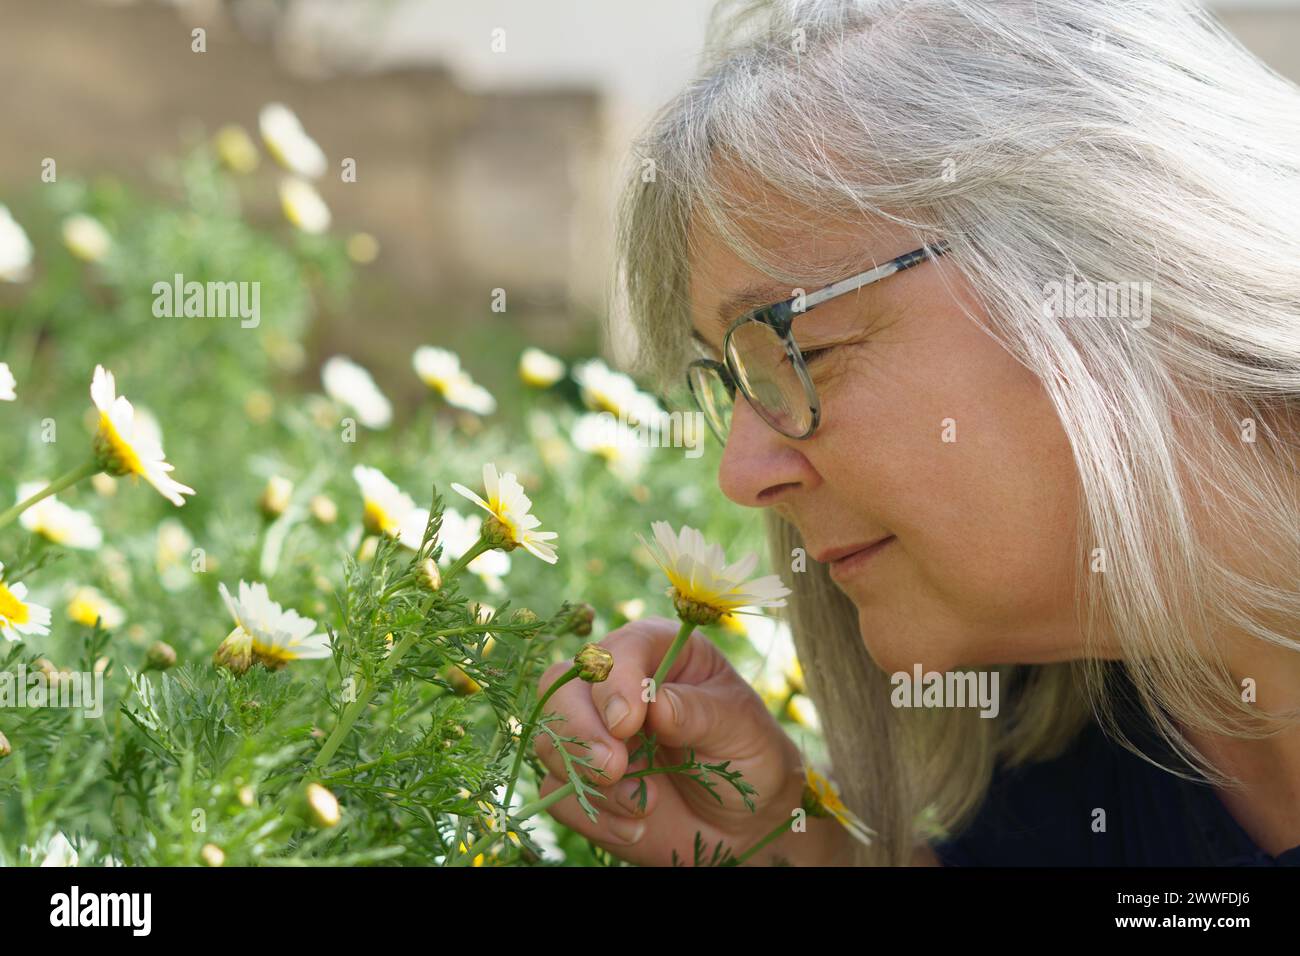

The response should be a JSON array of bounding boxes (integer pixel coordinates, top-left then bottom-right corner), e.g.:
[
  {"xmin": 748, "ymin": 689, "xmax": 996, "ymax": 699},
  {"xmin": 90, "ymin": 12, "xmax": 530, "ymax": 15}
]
[{"xmin": 854, "ymin": 605, "xmax": 976, "ymax": 675}]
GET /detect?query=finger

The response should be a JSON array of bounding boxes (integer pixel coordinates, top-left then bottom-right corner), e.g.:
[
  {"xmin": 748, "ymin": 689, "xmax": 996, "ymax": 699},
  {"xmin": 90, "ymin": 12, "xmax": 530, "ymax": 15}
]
[
  {"xmin": 537, "ymin": 771, "xmax": 652, "ymax": 852},
  {"xmin": 587, "ymin": 617, "xmax": 731, "ymax": 741},
  {"xmin": 532, "ymin": 660, "xmax": 625, "ymax": 786}
]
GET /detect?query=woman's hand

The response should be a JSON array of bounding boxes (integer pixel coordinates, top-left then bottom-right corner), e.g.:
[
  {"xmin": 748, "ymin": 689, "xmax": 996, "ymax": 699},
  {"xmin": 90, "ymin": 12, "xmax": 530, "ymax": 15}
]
[{"xmin": 532, "ymin": 615, "xmax": 839, "ymax": 866}]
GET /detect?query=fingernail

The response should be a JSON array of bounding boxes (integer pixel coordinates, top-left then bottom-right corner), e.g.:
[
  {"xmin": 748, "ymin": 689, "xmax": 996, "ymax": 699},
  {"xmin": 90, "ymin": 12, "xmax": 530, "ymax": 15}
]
[
  {"xmin": 603, "ymin": 695, "xmax": 629, "ymax": 731},
  {"xmin": 616, "ymin": 778, "xmax": 645, "ymax": 814},
  {"xmin": 608, "ymin": 815, "xmax": 646, "ymax": 844},
  {"xmin": 662, "ymin": 686, "xmax": 682, "ymax": 726},
  {"xmin": 589, "ymin": 742, "xmax": 613, "ymax": 776}
]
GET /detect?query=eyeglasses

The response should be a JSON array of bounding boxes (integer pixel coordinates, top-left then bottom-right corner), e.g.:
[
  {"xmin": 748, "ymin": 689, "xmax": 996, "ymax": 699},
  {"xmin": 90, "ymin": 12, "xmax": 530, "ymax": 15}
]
[{"xmin": 686, "ymin": 240, "xmax": 950, "ymax": 444}]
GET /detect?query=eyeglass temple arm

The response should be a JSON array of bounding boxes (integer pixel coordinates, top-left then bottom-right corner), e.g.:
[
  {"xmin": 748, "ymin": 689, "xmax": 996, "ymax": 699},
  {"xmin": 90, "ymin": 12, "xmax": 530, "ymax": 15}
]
[{"xmin": 800, "ymin": 241, "xmax": 950, "ymax": 311}]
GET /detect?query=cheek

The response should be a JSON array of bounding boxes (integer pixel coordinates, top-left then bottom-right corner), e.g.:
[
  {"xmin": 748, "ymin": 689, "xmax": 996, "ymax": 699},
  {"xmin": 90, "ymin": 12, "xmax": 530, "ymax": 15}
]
[{"xmin": 820, "ymin": 317, "xmax": 1082, "ymax": 663}]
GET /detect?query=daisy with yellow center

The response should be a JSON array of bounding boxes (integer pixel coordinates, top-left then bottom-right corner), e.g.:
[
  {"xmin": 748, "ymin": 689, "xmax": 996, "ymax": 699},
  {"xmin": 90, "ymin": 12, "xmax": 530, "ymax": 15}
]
[
  {"xmin": 352, "ymin": 465, "xmax": 429, "ymax": 551},
  {"xmin": 90, "ymin": 365, "xmax": 194, "ymax": 505},
  {"xmin": 0, "ymin": 562, "xmax": 52, "ymax": 643},
  {"xmin": 451, "ymin": 463, "xmax": 557, "ymax": 564},
  {"xmin": 802, "ymin": 766, "xmax": 876, "ymax": 846},
  {"xmin": 636, "ymin": 521, "xmax": 791, "ymax": 692},
  {"xmin": 571, "ymin": 358, "xmax": 665, "ymax": 427},
  {"xmin": 570, "ymin": 412, "xmax": 647, "ymax": 481},
  {"xmin": 518, "ymin": 347, "xmax": 565, "ymax": 388},
  {"xmin": 278, "ymin": 177, "xmax": 331, "ymax": 234},
  {"xmin": 213, "ymin": 580, "xmax": 330, "ymax": 674},
  {"xmin": 16, "ymin": 482, "xmax": 102, "ymax": 549},
  {"xmin": 259, "ymin": 103, "xmax": 326, "ymax": 178},
  {"xmin": 413, "ymin": 346, "xmax": 496, "ymax": 415},
  {"xmin": 66, "ymin": 586, "xmax": 125, "ymax": 629}
]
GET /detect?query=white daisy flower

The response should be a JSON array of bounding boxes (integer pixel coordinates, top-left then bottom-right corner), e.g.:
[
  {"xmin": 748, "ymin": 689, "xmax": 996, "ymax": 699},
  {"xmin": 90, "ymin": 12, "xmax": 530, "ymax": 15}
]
[
  {"xmin": 352, "ymin": 465, "xmax": 428, "ymax": 550},
  {"xmin": 278, "ymin": 176, "xmax": 331, "ymax": 234},
  {"xmin": 572, "ymin": 358, "xmax": 665, "ymax": 427},
  {"xmin": 90, "ymin": 365, "xmax": 194, "ymax": 506},
  {"xmin": 636, "ymin": 521, "xmax": 791, "ymax": 625},
  {"xmin": 0, "ymin": 362, "xmax": 16, "ymax": 401},
  {"xmin": 0, "ymin": 205, "xmax": 34, "ymax": 282},
  {"xmin": 412, "ymin": 346, "xmax": 496, "ymax": 415},
  {"xmin": 0, "ymin": 561, "xmax": 52, "ymax": 642},
  {"xmin": 518, "ymin": 347, "xmax": 565, "ymax": 388},
  {"xmin": 16, "ymin": 482, "xmax": 102, "ymax": 549},
  {"xmin": 321, "ymin": 356, "xmax": 392, "ymax": 430},
  {"xmin": 62, "ymin": 214, "xmax": 112, "ymax": 263},
  {"xmin": 214, "ymin": 580, "xmax": 331, "ymax": 673},
  {"xmin": 451, "ymin": 463, "xmax": 558, "ymax": 565},
  {"xmin": 156, "ymin": 517, "xmax": 196, "ymax": 592},
  {"xmin": 66, "ymin": 586, "xmax": 126, "ymax": 629},
  {"xmin": 258, "ymin": 103, "xmax": 326, "ymax": 178},
  {"xmin": 571, "ymin": 412, "xmax": 648, "ymax": 480}
]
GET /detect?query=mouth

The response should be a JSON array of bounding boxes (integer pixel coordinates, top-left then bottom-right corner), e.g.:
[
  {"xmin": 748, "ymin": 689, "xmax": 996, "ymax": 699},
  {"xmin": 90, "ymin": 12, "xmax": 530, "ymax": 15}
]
[{"xmin": 824, "ymin": 536, "xmax": 895, "ymax": 581}]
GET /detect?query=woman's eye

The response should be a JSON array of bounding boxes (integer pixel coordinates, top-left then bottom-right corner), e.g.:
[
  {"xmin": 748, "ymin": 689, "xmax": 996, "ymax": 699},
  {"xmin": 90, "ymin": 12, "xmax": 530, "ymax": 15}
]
[{"xmin": 799, "ymin": 346, "xmax": 835, "ymax": 366}]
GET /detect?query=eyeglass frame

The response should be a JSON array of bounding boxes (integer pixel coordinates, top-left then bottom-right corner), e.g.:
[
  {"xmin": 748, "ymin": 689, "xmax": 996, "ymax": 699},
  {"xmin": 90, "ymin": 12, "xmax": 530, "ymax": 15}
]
[{"xmin": 686, "ymin": 239, "xmax": 951, "ymax": 443}]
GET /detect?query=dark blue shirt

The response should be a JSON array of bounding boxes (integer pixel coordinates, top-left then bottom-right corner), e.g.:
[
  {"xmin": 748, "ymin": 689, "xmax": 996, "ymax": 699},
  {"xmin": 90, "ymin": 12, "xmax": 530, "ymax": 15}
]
[{"xmin": 932, "ymin": 671, "xmax": 1300, "ymax": 866}]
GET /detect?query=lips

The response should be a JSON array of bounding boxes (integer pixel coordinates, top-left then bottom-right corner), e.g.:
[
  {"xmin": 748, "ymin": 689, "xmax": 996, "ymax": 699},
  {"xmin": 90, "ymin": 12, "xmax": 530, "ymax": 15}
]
[{"xmin": 812, "ymin": 536, "xmax": 893, "ymax": 565}]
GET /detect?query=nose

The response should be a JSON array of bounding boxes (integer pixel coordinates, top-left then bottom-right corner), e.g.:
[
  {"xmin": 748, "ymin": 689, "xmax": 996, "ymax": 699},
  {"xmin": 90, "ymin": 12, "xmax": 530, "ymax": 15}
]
[{"xmin": 716, "ymin": 392, "xmax": 818, "ymax": 509}]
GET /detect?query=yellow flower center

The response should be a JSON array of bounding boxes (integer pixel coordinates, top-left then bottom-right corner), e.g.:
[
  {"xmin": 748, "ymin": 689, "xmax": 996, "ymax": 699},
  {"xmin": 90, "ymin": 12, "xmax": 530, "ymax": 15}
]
[
  {"xmin": 0, "ymin": 583, "xmax": 30, "ymax": 626},
  {"xmin": 94, "ymin": 412, "xmax": 144, "ymax": 477},
  {"xmin": 362, "ymin": 500, "xmax": 394, "ymax": 536}
]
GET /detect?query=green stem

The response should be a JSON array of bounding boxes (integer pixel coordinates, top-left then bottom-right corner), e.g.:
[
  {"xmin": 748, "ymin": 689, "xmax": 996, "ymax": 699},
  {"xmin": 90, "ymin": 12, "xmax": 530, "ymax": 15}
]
[
  {"xmin": 0, "ymin": 460, "xmax": 100, "ymax": 530},
  {"xmin": 650, "ymin": 618, "xmax": 696, "ymax": 693},
  {"xmin": 311, "ymin": 629, "xmax": 421, "ymax": 770},
  {"xmin": 734, "ymin": 815, "xmax": 796, "ymax": 866},
  {"xmin": 503, "ymin": 664, "xmax": 580, "ymax": 810},
  {"xmin": 442, "ymin": 535, "xmax": 492, "ymax": 581}
]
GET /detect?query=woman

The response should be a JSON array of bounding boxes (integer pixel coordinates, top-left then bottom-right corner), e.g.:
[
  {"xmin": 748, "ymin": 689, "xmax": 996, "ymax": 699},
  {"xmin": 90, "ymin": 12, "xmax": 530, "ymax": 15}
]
[{"xmin": 534, "ymin": 0, "xmax": 1300, "ymax": 865}]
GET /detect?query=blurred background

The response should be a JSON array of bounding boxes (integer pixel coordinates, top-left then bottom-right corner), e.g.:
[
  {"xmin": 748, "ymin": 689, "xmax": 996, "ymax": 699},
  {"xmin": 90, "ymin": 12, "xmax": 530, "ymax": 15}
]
[{"xmin": 2, "ymin": 0, "xmax": 1298, "ymax": 396}]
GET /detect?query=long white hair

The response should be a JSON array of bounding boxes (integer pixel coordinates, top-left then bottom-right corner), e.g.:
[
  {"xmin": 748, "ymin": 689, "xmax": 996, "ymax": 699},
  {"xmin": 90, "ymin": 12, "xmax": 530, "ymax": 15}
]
[{"xmin": 613, "ymin": 0, "xmax": 1300, "ymax": 864}]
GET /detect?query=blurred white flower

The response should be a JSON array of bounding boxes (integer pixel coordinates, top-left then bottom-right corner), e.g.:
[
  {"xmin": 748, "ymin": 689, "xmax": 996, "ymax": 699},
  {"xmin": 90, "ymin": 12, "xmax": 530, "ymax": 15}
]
[
  {"xmin": 412, "ymin": 346, "xmax": 496, "ymax": 415},
  {"xmin": 91, "ymin": 365, "xmax": 195, "ymax": 506},
  {"xmin": 518, "ymin": 347, "xmax": 565, "ymax": 388},
  {"xmin": 0, "ymin": 362, "xmax": 16, "ymax": 401},
  {"xmin": 571, "ymin": 412, "xmax": 647, "ymax": 480},
  {"xmin": 214, "ymin": 123, "xmax": 259, "ymax": 174},
  {"xmin": 321, "ymin": 356, "xmax": 391, "ymax": 430},
  {"xmin": 352, "ymin": 465, "xmax": 428, "ymax": 550},
  {"xmin": 259, "ymin": 103, "xmax": 326, "ymax": 178},
  {"xmin": 16, "ymin": 482, "xmax": 102, "ymax": 549},
  {"xmin": 572, "ymin": 358, "xmax": 664, "ymax": 427},
  {"xmin": 0, "ymin": 205, "xmax": 34, "ymax": 282},
  {"xmin": 156, "ymin": 517, "xmax": 196, "ymax": 592},
  {"xmin": 278, "ymin": 176, "xmax": 331, "ymax": 234},
  {"xmin": 62, "ymin": 214, "xmax": 112, "ymax": 263},
  {"xmin": 32, "ymin": 831, "xmax": 79, "ymax": 867},
  {"xmin": 0, "ymin": 561, "xmax": 51, "ymax": 642}
]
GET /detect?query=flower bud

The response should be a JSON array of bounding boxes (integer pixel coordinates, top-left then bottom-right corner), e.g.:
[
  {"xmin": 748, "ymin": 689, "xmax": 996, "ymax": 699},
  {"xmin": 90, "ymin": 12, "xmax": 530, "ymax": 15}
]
[
  {"xmin": 481, "ymin": 514, "xmax": 519, "ymax": 551},
  {"xmin": 419, "ymin": 557, "xmax": 442, "ymax": 592},
  {"xmin": 200, "ymin": 843, "xmax": 226, "ymax": 867},
  {"xmin": 145, "ymin": 641, "xmax": 177, "ymax": 671},
  {"xmin": 238, "ymin": 785, "xmax": 255, "ymax": 808},
  {"xmin": 303, "ymin": 782, "xmax": 341, "ymax": 828},
  {"xmin": 558, "ymin": 602, "xmax": 595, "ymax": 637},
  {"xmin": 670, "ymin": 587, "xmax": 723, "ymax": 626},
  {"xmin": 309, "ymin": 494, "xmax": 338, "ymax": 525},
  {"xmin": 213, "ymin": 628, "xmax": 253, "ymax": 675},
  {"xmin": 445, "ymin": 664, "xmax": 482, "ymax": 696},
  {"xmin": 575, "ymin": 643, "xmax": 613, "ymax": 683},
  {"xmin": 0, "ymin": 731, "xmax": 11, "ymax": 759},
  {"xmin": 258, "ymin": 475, "xmax": 293, "ymax": 521}
]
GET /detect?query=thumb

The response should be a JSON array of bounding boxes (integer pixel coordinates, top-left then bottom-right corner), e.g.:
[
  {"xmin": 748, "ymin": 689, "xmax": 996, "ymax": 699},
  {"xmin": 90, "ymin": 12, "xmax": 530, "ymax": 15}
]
[{"xmin": 644, "ymin": 672, "xmax": 762, "ymax": 753}]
